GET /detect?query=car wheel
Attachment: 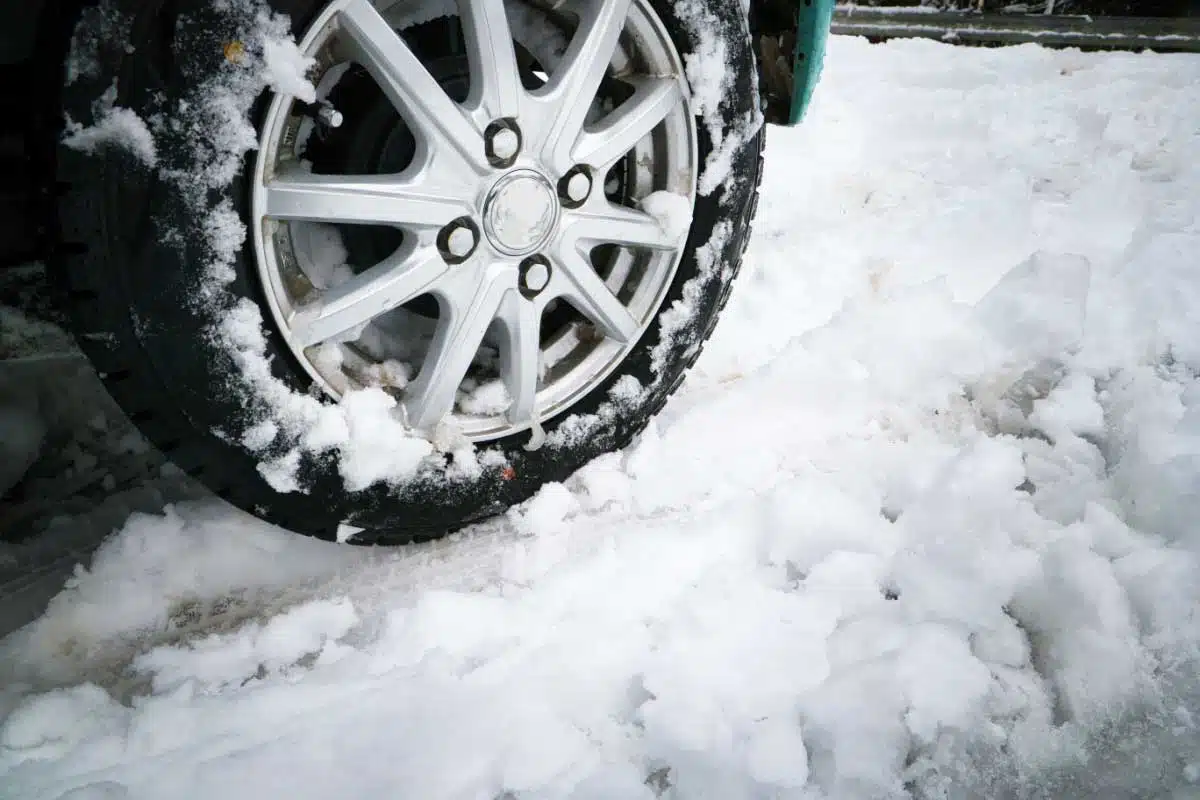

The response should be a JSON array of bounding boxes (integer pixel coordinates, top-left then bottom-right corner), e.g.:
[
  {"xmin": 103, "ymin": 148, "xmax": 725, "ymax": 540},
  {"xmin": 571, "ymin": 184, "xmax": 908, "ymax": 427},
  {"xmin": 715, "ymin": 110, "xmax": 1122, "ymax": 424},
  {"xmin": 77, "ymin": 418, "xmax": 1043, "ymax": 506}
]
[{"xmin": 53, "ymin": 0, "xmax": 765, "ymax": 543}]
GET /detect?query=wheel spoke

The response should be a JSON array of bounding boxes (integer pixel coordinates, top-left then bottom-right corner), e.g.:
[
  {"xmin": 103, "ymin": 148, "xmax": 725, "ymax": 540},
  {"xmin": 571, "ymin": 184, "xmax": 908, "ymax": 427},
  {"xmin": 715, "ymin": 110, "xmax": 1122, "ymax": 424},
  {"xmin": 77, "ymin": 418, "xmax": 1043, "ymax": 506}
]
[
  {"xmin": 459, "ymin": 0, "xmax": 521, "ymax": 120},
  {"xmin": 403, "ymin": 265, "xmax": 514, "ymax": 431},
  {"xmin": 339, "ymin": 0, "xmax": 483, "ymax": 169},
  {"xmin": 552, "ymin": 245, "xmax": 638, "ymax": 343},
  {"xmin": 264, "ymin": 172, "xmax": 471, "ymax": 228},
  {"xmin": 564, "ymin": 201, "xmax": 679, "ymax": 250},
  {"xmin": 573, "ymin": 76, "xmax": 682, "ymax": 171},
  {"xmin": 538, "ymin": 0, "xmax": 633, "ymax": 172},
  {"xmin": 495, "ymin": 291, "xmax": 542, "ymax": 425},
  {"xmin": 291, "ymin": 244, "xmax": 447, "ymax": 347}
]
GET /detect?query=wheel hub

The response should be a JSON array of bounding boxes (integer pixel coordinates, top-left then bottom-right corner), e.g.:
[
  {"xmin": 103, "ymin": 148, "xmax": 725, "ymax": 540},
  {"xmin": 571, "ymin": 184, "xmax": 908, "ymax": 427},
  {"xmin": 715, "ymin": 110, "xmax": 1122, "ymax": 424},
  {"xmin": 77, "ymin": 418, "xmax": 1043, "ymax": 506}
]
[
  {"xmin": 482, "ymin": 170, "xmax": 560, "ymax": 256},
  {"xmin": 252, "ymin": 0, "xmax": 698, "ymax": 441}
]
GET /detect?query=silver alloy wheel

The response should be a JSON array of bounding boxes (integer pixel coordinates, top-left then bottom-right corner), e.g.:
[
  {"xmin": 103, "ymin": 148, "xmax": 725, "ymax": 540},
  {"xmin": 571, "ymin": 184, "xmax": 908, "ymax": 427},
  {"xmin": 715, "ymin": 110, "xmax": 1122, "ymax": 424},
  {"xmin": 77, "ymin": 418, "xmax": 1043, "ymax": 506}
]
[{"xmin": 252, "ymin": 0, "xmax": 697, "ymax": 441}]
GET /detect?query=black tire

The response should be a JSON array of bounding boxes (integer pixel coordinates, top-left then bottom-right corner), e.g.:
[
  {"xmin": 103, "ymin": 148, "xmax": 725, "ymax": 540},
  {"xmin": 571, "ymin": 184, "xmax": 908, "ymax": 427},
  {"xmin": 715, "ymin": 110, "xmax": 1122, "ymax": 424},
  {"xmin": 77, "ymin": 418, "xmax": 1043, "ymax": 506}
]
[{"xmin": 52, "ymin": 0, "xmax": 765, "ymax": 544}]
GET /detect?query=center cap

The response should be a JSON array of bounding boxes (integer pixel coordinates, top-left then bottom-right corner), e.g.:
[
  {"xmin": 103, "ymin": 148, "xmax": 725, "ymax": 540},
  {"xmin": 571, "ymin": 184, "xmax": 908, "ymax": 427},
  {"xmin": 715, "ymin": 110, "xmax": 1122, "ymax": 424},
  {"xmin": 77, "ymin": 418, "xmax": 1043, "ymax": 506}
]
[{"xmin": 482, "ymin": 169, "xmax": 560, "ymax": 256}]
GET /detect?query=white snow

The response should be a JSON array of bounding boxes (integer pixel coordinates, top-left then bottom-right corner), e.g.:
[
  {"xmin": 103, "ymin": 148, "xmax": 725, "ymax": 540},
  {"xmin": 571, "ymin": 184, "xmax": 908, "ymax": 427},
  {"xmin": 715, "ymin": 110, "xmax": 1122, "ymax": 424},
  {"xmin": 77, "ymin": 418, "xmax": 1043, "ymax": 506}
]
[
  {"xmin": 1028, "ymin": 371, "xmax": 1105, "ymax": 441},
  {"xmin": 649, "ymin": 221, "xmax": 730, "ymax": 378},
  {"xmin": 334, "ymin": 388, "xmax": 437, "ymax": 491},
  {"xmin": 295, "ymin": 223, "xmax": 355, "ymax": 290},
  {"xmin": 4, "ymin": 36, "xmax": 1200, "ymax": 800},
  {"xmin": 219, "ymin": 295, "xmax": 436, "ymax": 492},
  {"xmin": 63, "ymin": 102, "xmax": 157, "ymax": 167},
  {"xmin": 640, "ymin": 191, "xmax": 694, "ymax": 243},
  {"xmin": 359, "ymin": 359, "xmax": 412, "ymax": 390},
  {"xmin": 260, "ymin": 36, "xmax": 317, "ymax": 103},
  {"xmin": 458, "ymin": 378, "xmax": 513, "ymax": 415},
  {"xmin": 130, "ymin": 597, "xmax": 358, "ymax": 695}
]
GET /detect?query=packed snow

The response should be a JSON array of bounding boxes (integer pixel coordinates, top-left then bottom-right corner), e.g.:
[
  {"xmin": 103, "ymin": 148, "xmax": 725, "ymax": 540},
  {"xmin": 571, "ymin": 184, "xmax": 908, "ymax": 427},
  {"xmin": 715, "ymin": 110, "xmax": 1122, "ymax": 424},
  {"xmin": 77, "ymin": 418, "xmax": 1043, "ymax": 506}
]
[
  {"xmin": 62, "ymin": 89, "xmax": 158, "ymax": 168},
  {"xmin": 640, "ymin": 191, "xmax": 694, "ymax": 244},
  {"xmin": 4, "ymin": 35, "xmax": 1200, "ymax": 800}
]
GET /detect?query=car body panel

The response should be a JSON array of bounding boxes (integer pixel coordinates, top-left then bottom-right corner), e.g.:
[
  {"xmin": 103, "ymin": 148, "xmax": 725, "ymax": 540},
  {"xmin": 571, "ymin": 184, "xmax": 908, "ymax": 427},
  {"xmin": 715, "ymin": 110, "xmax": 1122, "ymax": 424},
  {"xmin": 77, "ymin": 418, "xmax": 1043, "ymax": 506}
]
[{"xmin": 789, "ymin": 0, "xmax": 834, "ymax": 125}]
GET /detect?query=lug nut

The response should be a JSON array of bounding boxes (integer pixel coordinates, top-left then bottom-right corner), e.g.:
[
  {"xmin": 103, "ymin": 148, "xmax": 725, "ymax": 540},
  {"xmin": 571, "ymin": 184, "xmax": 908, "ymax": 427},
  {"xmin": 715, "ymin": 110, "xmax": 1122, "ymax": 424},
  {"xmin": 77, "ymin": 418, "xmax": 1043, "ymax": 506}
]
[
  {"xmin": 565, "ymin": 171, "xmax": 591, "ymax": 203},
  {"xmin": 559, "ymin": 167, "xmax": 592, "ymax": 208},
  {"xmin": 523, "ymin": 262, "xmax": 550, "ymax": 292},
  {"xmin": 440, "ymin": 218, "xmax": 479, "ymax": 262},
  {"xmin": 491, "ymin": 128, "xmax": 519, "ymax": 160},
  {"xmin": 446, "ymin": 225, "xmax": 476, "ymax": 258},
  {"xmin": 520, "ymin": 256, "xmax": 552, "ymax": 296},
  {"xmin": 485, "ymin": 120, "xmax": 521, "ymax": 167}
]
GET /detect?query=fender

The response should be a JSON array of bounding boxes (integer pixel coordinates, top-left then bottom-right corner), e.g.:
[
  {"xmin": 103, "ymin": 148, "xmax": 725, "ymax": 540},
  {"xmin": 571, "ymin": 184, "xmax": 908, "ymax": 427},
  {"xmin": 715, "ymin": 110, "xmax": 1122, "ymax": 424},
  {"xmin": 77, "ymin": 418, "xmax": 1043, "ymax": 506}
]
[
  {"xmin": 790, "ymin": 0, "xmax": 834, "ymax": 123},
  {"xmin": 750, "ymin": 0, "xmax": 834, "ymax": 125}
]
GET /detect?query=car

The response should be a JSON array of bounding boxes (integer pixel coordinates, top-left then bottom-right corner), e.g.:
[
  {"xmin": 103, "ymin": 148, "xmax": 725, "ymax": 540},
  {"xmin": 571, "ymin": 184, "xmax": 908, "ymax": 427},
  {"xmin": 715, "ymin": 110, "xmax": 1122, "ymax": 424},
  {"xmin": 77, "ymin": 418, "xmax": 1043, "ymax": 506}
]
[{"xmin": 0, "ymin": 0, "xmax": 832, "ymax": 543}]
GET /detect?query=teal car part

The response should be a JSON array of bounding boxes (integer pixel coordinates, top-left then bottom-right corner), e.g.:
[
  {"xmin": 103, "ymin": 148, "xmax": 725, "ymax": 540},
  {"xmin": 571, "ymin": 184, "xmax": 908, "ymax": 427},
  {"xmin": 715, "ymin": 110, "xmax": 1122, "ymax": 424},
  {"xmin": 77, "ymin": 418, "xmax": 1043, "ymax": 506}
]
[
  {"xmin": 753, "ymin": 0, "xmax": 835, "ymax": 125},
  {"xmin": 791, "ymin": 0, "xmax": 835, "ymax": 123}
]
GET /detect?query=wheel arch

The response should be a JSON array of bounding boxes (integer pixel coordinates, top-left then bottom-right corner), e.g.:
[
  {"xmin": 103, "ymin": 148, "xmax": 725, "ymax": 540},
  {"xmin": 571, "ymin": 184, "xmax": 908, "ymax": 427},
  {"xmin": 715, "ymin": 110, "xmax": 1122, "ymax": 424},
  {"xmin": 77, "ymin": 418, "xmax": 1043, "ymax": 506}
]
[{"xmin": 0, "ymin": 0, "xmax": 47, "ymax": 66}]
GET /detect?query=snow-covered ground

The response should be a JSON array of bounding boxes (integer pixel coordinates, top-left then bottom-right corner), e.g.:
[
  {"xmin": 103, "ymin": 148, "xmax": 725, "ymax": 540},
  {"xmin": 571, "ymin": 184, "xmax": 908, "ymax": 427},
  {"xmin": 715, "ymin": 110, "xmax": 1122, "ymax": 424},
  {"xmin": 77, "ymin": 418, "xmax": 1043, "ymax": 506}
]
[{"xmin": 3, "ymin": 36, "xmax": 1200, "ymax": 799}]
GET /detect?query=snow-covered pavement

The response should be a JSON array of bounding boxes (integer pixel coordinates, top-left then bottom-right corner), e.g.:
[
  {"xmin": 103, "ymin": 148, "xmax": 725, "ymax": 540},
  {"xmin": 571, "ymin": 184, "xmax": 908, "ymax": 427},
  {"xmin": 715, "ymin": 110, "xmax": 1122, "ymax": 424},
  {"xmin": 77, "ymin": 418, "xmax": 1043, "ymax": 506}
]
[{"xmin": 3, "ymin": 36, "xmax": 1199, "ymax": 799}]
